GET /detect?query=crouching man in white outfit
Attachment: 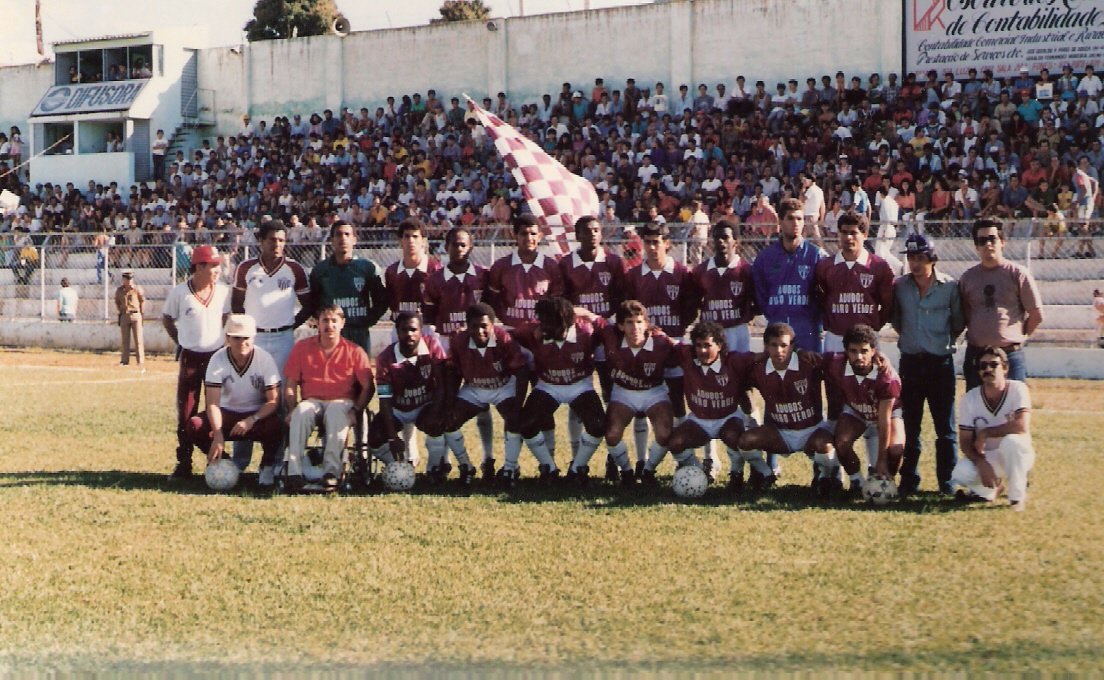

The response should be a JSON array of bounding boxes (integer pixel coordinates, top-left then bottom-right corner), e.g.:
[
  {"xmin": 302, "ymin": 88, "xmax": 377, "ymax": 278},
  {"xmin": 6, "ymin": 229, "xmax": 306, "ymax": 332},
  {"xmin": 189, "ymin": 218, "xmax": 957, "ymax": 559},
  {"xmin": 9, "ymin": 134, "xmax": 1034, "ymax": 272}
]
[{"xmin": 952, "ymin": 345, "xmax": 1035, "ymax": 511}]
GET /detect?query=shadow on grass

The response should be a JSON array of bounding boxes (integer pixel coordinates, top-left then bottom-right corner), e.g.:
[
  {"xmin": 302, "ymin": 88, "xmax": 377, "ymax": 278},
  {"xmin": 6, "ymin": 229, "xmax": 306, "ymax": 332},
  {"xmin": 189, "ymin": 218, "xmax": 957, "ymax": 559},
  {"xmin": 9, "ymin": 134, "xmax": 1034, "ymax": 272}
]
[{"xmin": 0, "ymin": 470, "xmax": 985, "ymax": 514}]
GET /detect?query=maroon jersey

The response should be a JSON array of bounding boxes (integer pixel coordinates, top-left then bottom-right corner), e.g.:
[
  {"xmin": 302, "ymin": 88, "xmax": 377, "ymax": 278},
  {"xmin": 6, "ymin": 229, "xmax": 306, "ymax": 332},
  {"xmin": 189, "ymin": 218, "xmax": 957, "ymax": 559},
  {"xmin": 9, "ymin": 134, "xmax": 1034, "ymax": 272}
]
[
  {"xmin": 560, "ymin": 249, "xmax": 626, "ymax": 319},
  {"xmin": 813, "ymin": 250, "xmax": 895, "ymax": 335},
  {"xmin": 748, "ymin": 352, "xmax": 825, "ymax": 430},
  {"xmin": 385, "ymin": 257, "xmax": 443, "ymax": 319},
  {"xmin": 375, "ymin": 334, "xmax": 446, "ymax": 411},
  {"xmin": 675, "ymin": 345, "xmax": 754, "ymax": 420},
  {"xmin": 693, "ymin": 256, "xmax": 756, "ymax": 328},
  {"xmin": 446, "ymin": 325, "xmax": 527, "ymax": 390},
  {"xmin": 514, "ymin": 318, "xmax": 598, "ymax": 385},
  {"xmin": 598, "ymin": 323, "xmax": 679, "ymax": 391},
  {"xmin": 625, "ymin": 258, "xmax": 699, "ymax": 338},
  {"xmin": 823, "ymin": 353, "xmax": 902, "ymax": 422},
  {"xmin": 423, "ymin": 263, "xmax": 488, "ymax": 338},
  {"xmin": 487, "ymin": 252, "xmax": 564, "ymax": 328}
]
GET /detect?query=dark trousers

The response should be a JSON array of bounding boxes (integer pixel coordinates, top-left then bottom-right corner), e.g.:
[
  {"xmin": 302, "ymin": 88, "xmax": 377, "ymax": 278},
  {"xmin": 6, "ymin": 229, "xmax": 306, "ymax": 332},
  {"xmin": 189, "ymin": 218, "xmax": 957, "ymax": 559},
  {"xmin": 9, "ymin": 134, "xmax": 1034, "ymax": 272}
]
[
  {"xmin": 899, "ymin": 352, "xmax": 958, "ymax": 489},
  {"xmin": 963, "ymin": 344, "xmax": 1026, "ymax": 391},
  {"xmin": 187, "ymin": 410, "xmax": 284, "ymax": 467},
  {"xmin": 176, "ymin": 349, "xmax": 217, "ymax": 465}
]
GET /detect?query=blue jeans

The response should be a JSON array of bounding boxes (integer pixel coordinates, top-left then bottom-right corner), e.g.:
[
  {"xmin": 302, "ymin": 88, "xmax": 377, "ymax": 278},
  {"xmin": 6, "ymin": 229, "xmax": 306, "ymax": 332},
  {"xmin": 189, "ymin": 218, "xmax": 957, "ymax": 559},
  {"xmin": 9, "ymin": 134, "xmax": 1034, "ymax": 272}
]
[
  {"xmin": 963, "ymin": 344, "xmax": 1026, "ymax": 391},
  {"xmin": 898, "ymin": 352, "xmax": 958, "ymax": 491}
]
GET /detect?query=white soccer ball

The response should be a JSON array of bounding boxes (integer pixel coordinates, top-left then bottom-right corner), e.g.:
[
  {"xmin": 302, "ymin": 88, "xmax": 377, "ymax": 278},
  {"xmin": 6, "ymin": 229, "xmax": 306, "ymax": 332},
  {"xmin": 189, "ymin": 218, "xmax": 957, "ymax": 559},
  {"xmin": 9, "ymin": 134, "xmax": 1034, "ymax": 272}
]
[
  {"xmin": 205, "ymin": 458, "xmax": 240, "ymax": 492},
  {"xmin": 382, "ymin": 461, "xmax": 417, "ymax": 492},
  {"xmin": 672, "ymin": 465, "xmax": 710, "ymax": 498},
  {"xmin": 862, "ymin": 476, "xmax": 899, "ymax": 506}
]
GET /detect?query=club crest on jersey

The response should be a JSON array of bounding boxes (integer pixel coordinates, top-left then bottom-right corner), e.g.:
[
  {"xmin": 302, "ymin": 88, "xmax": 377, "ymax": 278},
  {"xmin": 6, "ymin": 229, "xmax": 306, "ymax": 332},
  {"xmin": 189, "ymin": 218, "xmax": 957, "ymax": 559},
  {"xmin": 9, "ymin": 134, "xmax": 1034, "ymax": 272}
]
[
  {"xmin": 473, "ymin": 291, "xmax": 483, "ymax": 302},
  {"xmin": 534, "ymin": 281, "xmax": 549, "ymax": 295},
  {"xmin": 794, "ymin": 378, "xmax": 809, "ymax": 395},
  {"xmin": 859, "ymin": 273, "xmax": 874, "ymax": 288},
  {"xmin": 571, "ymin": 352, "xmax": 584, "ymax": 364},
  {"xmin": 643, "ymin": 362, "xmax": 656, "ymax": 376},
  {"xmin": 492, "ymin": 360, "xmax": 503, "ymax": 373},
  {"xmin": 798, "ymin": 265, "xmax": 811, "ymax": 279},
  {"xmin": 278, "ymin": 278, "xmax": 292, "ymax": 291},
  {"xmin": 716, "ymin": 374, "xmax": 729, "ymax": 387},
  {"xmin": 666, "ymin": 285, "xmax": 679, "ymax": 299},
  {"xmin": 598, "ymin": 272, "xmax": 611, "ymax": 286},
  {"xmin": 730, "ymin": 282, "xmax": 744, "ymax": 296},
  {"xmin": 353, "ymin": 277, "xmax": 365, "ymax": 289},
  {"xmin": 420, "ymin": 364, "xmax": 432, "ymax": 380},
  {"xmin": 251, "ymin": 375, "xmax": 264, "ymax": 390}
]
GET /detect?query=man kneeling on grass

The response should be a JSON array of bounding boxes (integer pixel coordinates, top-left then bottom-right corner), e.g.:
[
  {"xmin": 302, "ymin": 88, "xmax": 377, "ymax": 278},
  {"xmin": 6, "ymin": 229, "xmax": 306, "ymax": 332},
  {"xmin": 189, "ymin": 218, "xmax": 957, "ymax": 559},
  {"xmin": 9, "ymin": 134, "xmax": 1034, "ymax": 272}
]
[
  {"xmin": 951, "ymin": 345, "xmax": 1036, "ymax": 512},
  {"xmin": 186, "ymin": 314, "xmax": 283, "ymax": 489},
  {"xmin": 283, "ymin": 304, "xmax": 375, "ymax": 491}
]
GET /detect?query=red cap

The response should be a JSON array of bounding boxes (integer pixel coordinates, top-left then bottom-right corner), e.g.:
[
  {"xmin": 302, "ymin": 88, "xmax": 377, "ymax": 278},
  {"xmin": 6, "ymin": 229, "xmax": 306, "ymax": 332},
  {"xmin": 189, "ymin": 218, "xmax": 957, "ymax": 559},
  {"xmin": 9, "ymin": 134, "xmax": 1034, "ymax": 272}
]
[{"xmin": 191, "ymin": 245, "xmax": 223, "ymax": 264}]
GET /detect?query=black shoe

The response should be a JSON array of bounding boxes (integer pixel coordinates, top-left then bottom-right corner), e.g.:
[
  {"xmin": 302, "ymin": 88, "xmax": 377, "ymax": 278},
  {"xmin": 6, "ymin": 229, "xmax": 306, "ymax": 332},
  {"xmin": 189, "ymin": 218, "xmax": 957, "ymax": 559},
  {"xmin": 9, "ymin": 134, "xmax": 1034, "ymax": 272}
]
[
  {"xmin": 566, "ymin": 465, "xmax": 590, "ymax": 488},
  {"xmin": 322, "ymin": 472, "xmax": 339, "ymax": 490},
  {"xmin": 286, "ymin": 474, "xmax": 306, "ymax": 492},
  {"xmin": 604, "ymin": 455, "xmax": 620, "ymax": 482},
  {"xmin": 755, "ymin": 472, "xmax": 778, "ymax": 493},
  {"xmin": 458, "ymin": 464, "xmax": 477, "ymax": 486},
  {"xmin": 955, "ymin": 489, "xmax": 989, "ymax": 503},
  {"xmin": 426, "ymin": 465, "xmax": 444, "ymax": 485},
  {"xmin": 440, "ymin": 460, "xmax": 454, "ymax": 477},
  {"xmin": 727, "ymin": 471, "xmax": 744, "ymax": 493},
  {"xmin": 538, "ymin": 464, "xmax": 560, "ymax": 486},
  {"xmin": 702, "ymin": 457, "xmax": 715, "ymax": 483},
  {"xmin": 168, "ymin": 462, "xmax": 192, "ymax": 481},
  {"xmin": 620, "ymin": 467, "xmax": 636, "ymax": 486},
  {"xmin": 846, "ymin": 479, "xmax": 864, "ymax": 500},
  {"xmin": 639, "ymin": 468, "xmax": 657, "ymax": 486},
  {"xmin": 481, "ymin": 458, "xmax": 497, "ymax": 482},
  {"xmin": 829, "ymin": 476, "xmax": 846, "ymax": 497},
  {"xmin": 497, "ymin": 467, "xmax": 517, "ymax": 490},
  {"xmin": 898, "ymin": 474, "xmax": 920, "ymax": 497},
  {"xmin": 635, "ymin": 460, "xmax": 645, "ymax": 477}
]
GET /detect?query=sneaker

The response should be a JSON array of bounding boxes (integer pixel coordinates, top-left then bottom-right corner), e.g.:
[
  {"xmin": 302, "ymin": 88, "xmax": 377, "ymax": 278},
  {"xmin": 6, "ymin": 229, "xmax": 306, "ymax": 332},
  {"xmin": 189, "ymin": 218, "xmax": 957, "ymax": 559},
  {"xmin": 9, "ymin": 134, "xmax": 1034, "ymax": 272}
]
[
  {"xmin": 168, "ymin": 462, "xmax": 192, "ymax": 481},
  {"xmin": 620, "ymin": 467, "xmax": 636, "ymax": 486},
  {"xmin": 322, "ymin": 472, "xmax": 339, "ymax": 490},
  {"xmin": 538, "ymin": 464, "xmax": 560, "ymax": 486},
  {"xmin": 258, "ymin": 465, "xmax": 275, "ymax": 489},
  {"xmin": 566, "ymin": 465, "xmax": 590, "ymax": 488},
  {"xmin": 481, "ymin": 457, "xmax": 497, "ymax": 482},
  {"xmin": 604, "ymin": 455, "xmax": 619, "ymax": 482},
  {"xmin": 727, "ymin": 471, "xmax": 744, "ymax": 493},
  {"xmin": 639, "ymin": 468, "xmax": 657, "ymax": 486},
  {"xmin": 702, "ymin": 457, "xmax": 715, "ymax": 483},
  {"xmin": 458, "ymin": 464, "xmax": 477, "ymax": 486}
]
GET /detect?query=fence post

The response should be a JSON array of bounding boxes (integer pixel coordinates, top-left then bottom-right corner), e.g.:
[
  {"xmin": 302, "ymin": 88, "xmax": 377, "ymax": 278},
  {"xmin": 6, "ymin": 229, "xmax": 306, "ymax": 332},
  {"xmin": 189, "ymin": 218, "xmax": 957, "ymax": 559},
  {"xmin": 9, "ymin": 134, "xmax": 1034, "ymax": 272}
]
[
  {"xmin": 103, "ymin": 244, "xmax": 111, "ymax": 322},
  {"xmin": 1024, "ymin": 219, "xmax": 1033, "ymax": 274},
  {"xmin": 171, "ymin": 243, "xmax": 177, "ymax": 287},
  {"xmin": 39, "ymin": 246, "xmax": 46, "ymax": 321}
]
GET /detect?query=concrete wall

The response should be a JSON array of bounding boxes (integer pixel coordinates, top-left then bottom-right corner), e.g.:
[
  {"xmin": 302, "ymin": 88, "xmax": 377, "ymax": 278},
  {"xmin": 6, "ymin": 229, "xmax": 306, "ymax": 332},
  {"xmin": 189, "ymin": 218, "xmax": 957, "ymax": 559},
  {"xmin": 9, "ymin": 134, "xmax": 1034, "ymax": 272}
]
[{"xmin": 0, "ymin": 62, "xmax": 52, "ymax": 138}]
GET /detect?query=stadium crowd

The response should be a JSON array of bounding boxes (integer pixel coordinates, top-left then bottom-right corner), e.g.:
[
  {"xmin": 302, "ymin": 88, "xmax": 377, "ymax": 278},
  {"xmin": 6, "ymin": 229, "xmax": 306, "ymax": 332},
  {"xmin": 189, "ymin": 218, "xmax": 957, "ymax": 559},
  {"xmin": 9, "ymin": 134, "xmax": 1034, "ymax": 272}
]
[{"xmin": 1, "ymin": 65, "xmax": 1102, "ymax": 258}]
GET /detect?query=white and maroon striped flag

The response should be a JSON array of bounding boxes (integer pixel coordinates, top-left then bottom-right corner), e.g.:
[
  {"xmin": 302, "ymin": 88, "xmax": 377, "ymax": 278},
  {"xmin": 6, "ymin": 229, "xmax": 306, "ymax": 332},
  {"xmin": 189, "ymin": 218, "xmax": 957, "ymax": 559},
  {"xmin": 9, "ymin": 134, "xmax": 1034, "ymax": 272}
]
[{"xmin": 466, "ymin": 96, "xmax": 598, "ymax": 253}]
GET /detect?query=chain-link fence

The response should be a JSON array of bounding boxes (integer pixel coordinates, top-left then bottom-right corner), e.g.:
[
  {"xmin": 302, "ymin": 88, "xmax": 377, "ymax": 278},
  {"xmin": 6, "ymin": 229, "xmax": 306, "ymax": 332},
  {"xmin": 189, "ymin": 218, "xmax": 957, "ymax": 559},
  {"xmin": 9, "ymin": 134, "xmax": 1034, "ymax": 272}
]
[{"xmin": 2, "ymin": 221, "xmax": 1101, "ymax": 338}]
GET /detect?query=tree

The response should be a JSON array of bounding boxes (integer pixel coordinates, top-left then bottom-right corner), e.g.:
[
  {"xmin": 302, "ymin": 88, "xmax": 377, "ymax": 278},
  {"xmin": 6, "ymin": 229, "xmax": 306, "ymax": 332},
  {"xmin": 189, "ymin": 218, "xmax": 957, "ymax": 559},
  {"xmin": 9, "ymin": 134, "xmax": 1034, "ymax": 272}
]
[
  {"xmin": 245, "ymin": 0, "xmax": 341, "ymax": 42},
  {"xmin": 431, "ymin": 0, "xmax": 492, "ymax": 24}
]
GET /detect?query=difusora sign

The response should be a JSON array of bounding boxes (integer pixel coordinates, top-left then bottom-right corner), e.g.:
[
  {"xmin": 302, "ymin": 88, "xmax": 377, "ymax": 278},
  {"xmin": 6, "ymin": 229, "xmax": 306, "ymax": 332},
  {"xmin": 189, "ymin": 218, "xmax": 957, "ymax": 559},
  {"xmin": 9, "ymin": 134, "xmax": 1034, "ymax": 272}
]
[{"xmin": 31, "ymin": 81, "xmax": 148, "ymax": 116}]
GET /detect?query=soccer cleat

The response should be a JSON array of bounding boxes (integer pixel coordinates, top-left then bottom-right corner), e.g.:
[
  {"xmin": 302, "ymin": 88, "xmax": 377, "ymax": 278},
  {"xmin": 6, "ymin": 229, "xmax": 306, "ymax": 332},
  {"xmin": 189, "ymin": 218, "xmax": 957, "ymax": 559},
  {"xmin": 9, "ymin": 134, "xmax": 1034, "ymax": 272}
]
[
  {"xmin": 497, "ymin": 467, "xmax": 518, "ymax": 490},
  {"xmin": 604, "ymin": 455, "xmax": 619, "ymax": 482},
  {"xmin": 702, "ymin": 457, "xmax": 715, "ymax": 483},
  {"xmin": 619, "ymin": 467, "xmax": 636, "ymax": 487},
  {"xmin": 426, "ymin": 465, "xmax": 444, "ymax": 485},
  {"xmin": 168, "ymin": 462, "xmax": 192, "ymax": 481},
  {"xmin": 635, "ymin": 460, "xmax": 645, "ymax": 478},
  {"xmin": 566, "ymin": 465, "xmax": 590, "ymax": 488},
  {"xmin": 322, "ymin": 472, "xmax": 339, "ymax": 490},
  {"xmin": 440, "ymin": 460, "xmax": 454, "ymax": 477},
  {"xmin": 481, "ymin": 457, "xmax": 497, "ymax": 482},
  {"xmin": 257, "ymin": 465, "xmax": 275, "ymax": 489},
  {"xmin": 727, "ymin": 470, "xmax": 744, "ymax": 493},
  {"xmin": 538, "ymin": 464, "xmax": 560, "ymax": 486},
  {"xmin": 458, "ymin": 464, "xmax": 477, "ymax": 486},
  {"xmin": 639, "ymin": 468, "xmax": 657, "ymax": 486},
  {"xmin": 845, "ymin": 479, "xmax": 863, "ymax": 500},
  {"xmin": 285, "ymin": 474, "xmax": 306, "ymax": 492},
  {"xmin": 897, "ymin": 474, "xmax": 920, "ymax": 497}
]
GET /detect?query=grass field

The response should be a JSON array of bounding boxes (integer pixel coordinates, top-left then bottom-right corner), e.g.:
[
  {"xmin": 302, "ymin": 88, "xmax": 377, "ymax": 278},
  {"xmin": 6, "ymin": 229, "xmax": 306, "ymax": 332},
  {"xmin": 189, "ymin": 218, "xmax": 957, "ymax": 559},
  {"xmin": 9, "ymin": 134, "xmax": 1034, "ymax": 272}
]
[{"xmin": 0, "ymin": 348, "xmax": 1102, "ymax": 674}]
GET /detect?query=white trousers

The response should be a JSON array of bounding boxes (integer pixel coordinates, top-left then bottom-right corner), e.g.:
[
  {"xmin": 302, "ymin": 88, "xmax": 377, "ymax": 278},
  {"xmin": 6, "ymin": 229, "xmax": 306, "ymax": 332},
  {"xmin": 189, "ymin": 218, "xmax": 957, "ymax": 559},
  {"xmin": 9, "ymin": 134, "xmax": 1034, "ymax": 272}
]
[
  {"xmin": 287, "ymin": 398, "xmax": 353, "ymax": 477},
  {"xmin": 951, "ymin": 433, "xmax": 1035, "ymax": 503}
]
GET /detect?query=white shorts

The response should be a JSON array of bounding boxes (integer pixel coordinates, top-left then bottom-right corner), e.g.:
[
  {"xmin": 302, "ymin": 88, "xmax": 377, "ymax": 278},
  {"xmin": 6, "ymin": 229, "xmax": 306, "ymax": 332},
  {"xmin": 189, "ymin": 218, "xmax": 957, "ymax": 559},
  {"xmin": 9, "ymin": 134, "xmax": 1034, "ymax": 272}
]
[
  {"xmin": 1076, "ymin": 204, "xmax": 1093, "ymax": 221},
  {"xmin": 391, "ymin": 404, "xmax": 425, "ymax": 426},
  {"xmin": 458, "ymin": 376, "xmax": 518, "ymax": 409},
  {"xmin": 610, "ymin": 384, "xmax": 670, "ymax": 415},
  {"xmin": 664, "ymin": 337, "xmax": 685, "ymax": 378},
  {"xmin": 723, "ymin": 324, "xmax": 751, "ymax": 353},
  {"xmin": 841, "ymin": 406, "xmax": 903, "ymax": 438},
  {"xmin": 823, "ymin": 331, "xmax": 844, "ymax": 353},
  {"xmin": 777, "ymin": 420, "xmax": 835, "ymax": 454},
  {"xmin": 685, "ymin": 408, "xmax": 749, "ymax": 440},
  {"xmin": 534, "ymin": 378, "xmax": 596, "ymax": 405},
  {"xmin": 594, "ymin": 344, "xmax": 606, "ymax": 362}
]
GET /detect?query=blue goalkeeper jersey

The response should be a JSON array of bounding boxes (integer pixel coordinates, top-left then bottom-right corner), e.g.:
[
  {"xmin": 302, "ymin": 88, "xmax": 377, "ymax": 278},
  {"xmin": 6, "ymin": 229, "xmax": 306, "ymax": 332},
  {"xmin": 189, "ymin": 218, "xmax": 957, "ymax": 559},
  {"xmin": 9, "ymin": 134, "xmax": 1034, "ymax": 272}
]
[{"xmin": 751, "ymin": 238, "xmax": 827, "ymax": 351}]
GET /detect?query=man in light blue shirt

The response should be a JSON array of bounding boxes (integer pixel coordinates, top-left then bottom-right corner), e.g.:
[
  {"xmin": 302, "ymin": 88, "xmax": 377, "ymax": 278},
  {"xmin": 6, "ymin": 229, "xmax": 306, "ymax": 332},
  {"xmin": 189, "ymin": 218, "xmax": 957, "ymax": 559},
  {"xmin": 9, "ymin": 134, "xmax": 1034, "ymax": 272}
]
[{"xmin": 891, "ymin": 234, "xmax": 965, "ymax": 496}]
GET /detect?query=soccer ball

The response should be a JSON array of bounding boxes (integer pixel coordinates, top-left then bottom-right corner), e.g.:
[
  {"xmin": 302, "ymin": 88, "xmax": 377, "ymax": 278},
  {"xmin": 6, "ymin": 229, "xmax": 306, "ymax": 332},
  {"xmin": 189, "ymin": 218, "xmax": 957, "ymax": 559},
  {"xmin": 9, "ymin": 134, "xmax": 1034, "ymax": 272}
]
[
  {"xmin": 205, "ymin": 458, "xmax": 240, "ymax": 492},
  {"xmin": 672, "ymin": 465, "xmax": 710, "ymax": 498},
  {"xmin": 862, "ymin": 476, "xmax": 899, "ymax": 506},
  {"xmin": 382, "ymin": 461, "xmax": 417, "ymax": 492}
]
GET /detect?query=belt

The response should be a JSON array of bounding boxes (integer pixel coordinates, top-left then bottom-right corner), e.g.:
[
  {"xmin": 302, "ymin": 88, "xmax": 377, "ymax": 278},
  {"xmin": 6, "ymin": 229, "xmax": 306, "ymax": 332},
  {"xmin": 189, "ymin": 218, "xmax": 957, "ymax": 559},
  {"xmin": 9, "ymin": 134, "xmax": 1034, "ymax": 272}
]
[
  {"xmin": 257, "ymin": 325, "xmax": 294, "ymax": 333},
  {"xmin": 970, "ymin": 343, "xmax": 1021, "ymax": 354}
]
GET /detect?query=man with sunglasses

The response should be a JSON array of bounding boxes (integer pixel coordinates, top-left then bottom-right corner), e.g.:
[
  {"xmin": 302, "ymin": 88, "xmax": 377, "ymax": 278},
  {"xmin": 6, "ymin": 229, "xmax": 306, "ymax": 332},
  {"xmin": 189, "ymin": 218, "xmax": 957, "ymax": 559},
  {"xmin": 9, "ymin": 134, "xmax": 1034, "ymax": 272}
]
[
  {"xmin": 951, "ymin": 346, "xmax": 1035, "ymax": 511},
  {"xmin": 958, "ymin": 218, "xmax": 1043, "ymax": 390}
]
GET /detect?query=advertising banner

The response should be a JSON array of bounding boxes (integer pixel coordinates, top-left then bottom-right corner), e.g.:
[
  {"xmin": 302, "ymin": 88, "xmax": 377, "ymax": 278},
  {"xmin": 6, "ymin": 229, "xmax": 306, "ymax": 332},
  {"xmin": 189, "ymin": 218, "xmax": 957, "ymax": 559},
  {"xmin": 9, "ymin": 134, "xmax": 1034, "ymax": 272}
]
[
  {"xmin": 31, "ymin": 81, "xmax": 148, "ymax": 117},
  {"xmin": 904, "ymin": 0, "xmax": 1104, "ymax": 78}
]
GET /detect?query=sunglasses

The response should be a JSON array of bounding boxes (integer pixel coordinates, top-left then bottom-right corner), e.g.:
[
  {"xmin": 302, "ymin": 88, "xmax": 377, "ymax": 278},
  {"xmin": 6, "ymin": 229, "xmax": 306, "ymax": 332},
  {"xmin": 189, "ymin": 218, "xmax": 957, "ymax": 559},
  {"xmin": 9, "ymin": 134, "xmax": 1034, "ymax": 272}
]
[
  {"xmin": 977, "ymin": 360, "xmax": 1003, "ymax": 370},
  {"xmin": 974, "ymin": 234, "xmax": 1000, "ymax": 245}
]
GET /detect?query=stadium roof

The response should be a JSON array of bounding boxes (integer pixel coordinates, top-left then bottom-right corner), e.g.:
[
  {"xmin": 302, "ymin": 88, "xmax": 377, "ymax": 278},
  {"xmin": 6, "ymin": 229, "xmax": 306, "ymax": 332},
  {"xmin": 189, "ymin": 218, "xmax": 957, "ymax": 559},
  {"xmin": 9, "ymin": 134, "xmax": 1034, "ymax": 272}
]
[{"xmin": 53, "ymin": 32, "xmax": 152, "ymax": 48}]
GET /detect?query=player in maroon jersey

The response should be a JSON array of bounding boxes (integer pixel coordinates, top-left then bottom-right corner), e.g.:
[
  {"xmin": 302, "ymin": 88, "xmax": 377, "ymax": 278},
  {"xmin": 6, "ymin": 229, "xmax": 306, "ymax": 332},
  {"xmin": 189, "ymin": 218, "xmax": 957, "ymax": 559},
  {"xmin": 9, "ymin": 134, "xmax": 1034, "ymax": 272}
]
[
  {"xmin": 693, "ymin": 222, "xmax": 757, "ymax": 353},
  {"xmin": 385, "ymin": 219, "xmax": 442, "ymax": 319},
  {"xmin": 561, "ymin": 215, "xmax": 627, "ymax": 480},
  {"xmin": 643, "ymin": 322, "xmax": 767, "ymax": 492},
  {"xmin": 423, "ymin": 227, "xmax": 497, "ymax": 479},
  {"xmin": 569, "ymin": 300, "xmax": 677, "ymax": 486},
  {"xmin": 367, "ymin": 312, "xmax": 455, "ymax": 481},
  {"xmin": 486, "ymin": 214, "xmax": 565, "ymax": 330},
  {"xmin": 817, "ymin": 323, "xmax": 905, "ymax": 498},
  {"xmin": 624, "ymin": 222, "xmax": 701, "ymax": 476},
  {"xmin": 739, "ymin": 322, "xmax": 836, "ymax": 494},
  {"xmin": 442, "ymin": 303, "xmax": 530, "ymax": 486},
  {"xmin": 512, "ymin": 297, "xmax": 606, "ymax": 488},
  {"xmin": 812, "ymin": 212, "xmax": 895, "ymax": 353}
]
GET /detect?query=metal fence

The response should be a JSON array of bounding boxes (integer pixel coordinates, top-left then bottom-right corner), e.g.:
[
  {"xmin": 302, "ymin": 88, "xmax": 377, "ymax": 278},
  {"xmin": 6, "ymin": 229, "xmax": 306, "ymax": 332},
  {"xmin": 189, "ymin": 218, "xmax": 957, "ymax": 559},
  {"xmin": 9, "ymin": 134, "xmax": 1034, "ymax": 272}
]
[{"xmin": 2, "ymin": 221, "xmax": 1101, "ymax": 333}]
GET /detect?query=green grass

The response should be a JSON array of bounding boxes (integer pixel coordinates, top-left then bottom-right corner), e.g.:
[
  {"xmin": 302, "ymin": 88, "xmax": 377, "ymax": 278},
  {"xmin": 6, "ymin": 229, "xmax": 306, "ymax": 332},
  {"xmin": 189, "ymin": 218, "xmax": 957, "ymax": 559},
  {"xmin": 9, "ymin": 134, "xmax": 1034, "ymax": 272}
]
[{"xmin": 0, "ymin": 349, "xmax": 1102, "ymax": 673}]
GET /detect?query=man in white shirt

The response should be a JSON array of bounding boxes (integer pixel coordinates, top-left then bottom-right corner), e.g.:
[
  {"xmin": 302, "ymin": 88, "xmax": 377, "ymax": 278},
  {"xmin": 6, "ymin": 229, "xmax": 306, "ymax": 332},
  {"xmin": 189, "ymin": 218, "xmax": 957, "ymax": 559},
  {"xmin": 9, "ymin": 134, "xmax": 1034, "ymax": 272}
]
[
  {"xmin": 800, "ymin": 173, "xmax": 825, "ymax": 240},
  {"xmin": 951, "ymin": 346, "xmax": 1035, "ymax": 511}
]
